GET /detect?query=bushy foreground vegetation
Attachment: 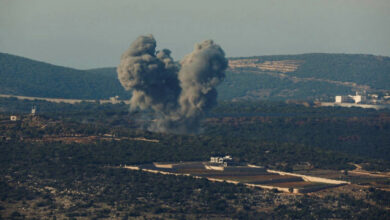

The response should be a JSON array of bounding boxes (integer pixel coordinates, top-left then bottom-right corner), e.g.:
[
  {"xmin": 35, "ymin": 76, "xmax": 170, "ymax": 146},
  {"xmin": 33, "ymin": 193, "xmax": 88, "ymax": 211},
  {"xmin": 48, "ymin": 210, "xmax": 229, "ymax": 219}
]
[
  {"xmin": 1, "ymin": 141, "xmax": 389, "ymax": 219},
  {"xmin": 1, "ymin": 98, "xmax": 390, "ymax": 218}
]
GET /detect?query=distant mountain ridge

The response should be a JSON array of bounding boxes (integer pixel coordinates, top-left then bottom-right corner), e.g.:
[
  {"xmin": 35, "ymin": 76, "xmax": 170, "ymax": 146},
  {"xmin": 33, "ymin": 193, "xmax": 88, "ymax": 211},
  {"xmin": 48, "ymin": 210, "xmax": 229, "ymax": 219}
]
[
  {"xmin": 230, "ymin": 53, "xmax": 390, "ymax": 89},
  {"xmin": 0, "ymin": 52, "xmax": 129, "ymax": 99},
  {"xmin": 222, "ymin": 53, "xmax": 390, "ymax": 101},
  {"xmin": 1, "ymin": 52, "xmax": 389, "ymax": 101}
]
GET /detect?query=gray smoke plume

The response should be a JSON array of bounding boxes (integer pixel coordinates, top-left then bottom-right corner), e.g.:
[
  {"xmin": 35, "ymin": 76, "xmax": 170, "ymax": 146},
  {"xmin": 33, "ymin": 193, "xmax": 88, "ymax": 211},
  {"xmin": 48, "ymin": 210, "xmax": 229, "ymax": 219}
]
[{"xmin": 117, "ymin": 35, "xmax": 227, "ymax": 134}]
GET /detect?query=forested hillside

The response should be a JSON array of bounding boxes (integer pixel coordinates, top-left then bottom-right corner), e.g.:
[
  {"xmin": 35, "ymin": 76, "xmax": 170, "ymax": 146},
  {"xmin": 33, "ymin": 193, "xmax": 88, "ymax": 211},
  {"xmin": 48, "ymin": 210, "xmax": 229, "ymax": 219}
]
[
  {"xmin": 291, "ymin": 54, "xmax": 390, "ymax": 90},
  {"xmin": 0, "ymin": 53, "xmax": 129, "ymax": 99},
  {"xmin": 1, "ymin": 52, "xmax": 389, "ymax": 101},
  {"xmin": 226, "ymin": 53, "xmax": 390, "ymax": 100}
]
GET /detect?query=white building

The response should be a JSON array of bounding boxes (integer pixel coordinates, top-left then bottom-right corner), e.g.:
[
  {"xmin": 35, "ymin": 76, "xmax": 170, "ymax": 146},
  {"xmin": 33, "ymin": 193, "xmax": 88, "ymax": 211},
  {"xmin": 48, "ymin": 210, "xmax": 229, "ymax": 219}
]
[
  {"xmin": 31, "ymin": 106, "xmax": 36, "ymax": 115},
  {"xmin": 335, "ymin": 96, "xmax": 343, "ymax": 103},
  {"xmin": 348, "ymin": 91, "xmax": 366, "ymax": 104},
  {"xmin": 335, "ymin": 92, "xmax": 366, "ymax": 104},
  {"xmin": 209, "ymin": 155, "xmax": 233, "ymax": 167},
  {"xmin": 335, "ymin": 95, "xmax": 354, "ymax": 103},
  {"xmin": 10, "ymin": 115, "xmax": 18, "ymax": 121}
]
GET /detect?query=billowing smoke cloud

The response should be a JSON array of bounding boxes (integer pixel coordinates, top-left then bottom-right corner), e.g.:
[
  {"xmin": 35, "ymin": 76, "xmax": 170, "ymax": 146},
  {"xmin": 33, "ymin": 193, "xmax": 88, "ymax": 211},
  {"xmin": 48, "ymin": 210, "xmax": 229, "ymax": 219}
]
[{"xmin": 117, "ymin": 35, "xmax": 227, "ymax": 134}]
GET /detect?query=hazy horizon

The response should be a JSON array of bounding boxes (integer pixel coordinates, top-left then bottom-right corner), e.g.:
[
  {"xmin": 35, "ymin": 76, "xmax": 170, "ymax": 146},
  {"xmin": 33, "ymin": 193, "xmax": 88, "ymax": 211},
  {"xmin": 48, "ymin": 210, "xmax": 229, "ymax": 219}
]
[{"xmin": 1, "ymin": 0, "xmax": 390, "ymax": 69}]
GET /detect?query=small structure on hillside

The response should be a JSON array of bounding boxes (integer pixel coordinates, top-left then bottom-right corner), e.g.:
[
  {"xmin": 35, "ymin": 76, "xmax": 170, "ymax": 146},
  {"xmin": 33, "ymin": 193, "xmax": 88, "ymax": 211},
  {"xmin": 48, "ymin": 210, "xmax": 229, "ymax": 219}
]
[
  {"xmin": 31, "ymin": 106, "xmax": 37, "ymax": 116},
  {"xmin": 209, "ymin": 155, "xmax": 233, "ymax": 167},
  {"xmin": 335, "ymin": 91, "xmax": 373, "ymax": 104},
  {"xmin": 109, "ymin": 96, "xmax": 120, "ymax": 104},
  {"xmin": 153, "ymin": 162, "xmax": 180, "ymax": 169},
  {"xmin": 348, "ymin": 91, "xmax": 366, "ymax": 104},
  {"xmin": 10, "ymin": 115, "xmax": 19, "ymax": 121},
  {"xmin": 205, "ymin": 155, "xmax": 256, "ymax": 171}
]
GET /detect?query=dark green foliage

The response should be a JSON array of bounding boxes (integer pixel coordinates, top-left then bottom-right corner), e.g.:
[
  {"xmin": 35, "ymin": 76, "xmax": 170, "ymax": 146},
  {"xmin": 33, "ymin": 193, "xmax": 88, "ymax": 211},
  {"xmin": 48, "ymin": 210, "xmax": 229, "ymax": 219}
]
[
  {"xmin": 1, "ymin": 52, "xmax": 389, "ymax": 101},
  {"xmin": 218, "ymin": 70, "xmax": 353, "ymax": 101},
  {"xmin": 1, "ymin": 139, "xmax": 388, "ymax": 219},
  {"xmin": 1, "ymin": 98, "xmax": 389, "ymax": 218},
  {"xmin": 291, "ymin": 53, "xmax": 390, "ymax": 90},
  {"xmin": 0, "ymin": 97, "xmax": 129, "ymax": 115},
  {"xmin": 1, "ymin": 98, "xmax": 389, "ymax": 169},
  {"xmin": 208, "ymin": 101, "xmax": 390, "ymax": 163},
  {"xmin": 0, "ymin": 52, "xmax": 129, "ymax": 99},
  {"xmin": 83, "ymin": 66, "xmax": 354, "ymax": 101},
  {"xmin": 0, "ymin": 141, "xmax": 251, "ymax": 218},
  {"xmin": 368, "ymin": 188, "xmax": 390, "ymax": 207},
  {"xmin": 102, "ymin": 53, "xmax": 390, "ymax": 101},
  {"xmin": 233, "ymin": 53, "xmax": 390, "ymax": 90}
]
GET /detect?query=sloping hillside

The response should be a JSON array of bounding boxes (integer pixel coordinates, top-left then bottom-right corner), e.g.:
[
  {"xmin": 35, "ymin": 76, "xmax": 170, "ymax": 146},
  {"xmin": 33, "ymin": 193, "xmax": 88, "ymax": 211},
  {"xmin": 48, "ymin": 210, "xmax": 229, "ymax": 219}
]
[
  {"xmin": 218, "ymin": 70, "xmax": 353, "ymax": 101},
  {"xmin": 86, "ymin": 65, "xmax": 356, "ymax": 101},
  {"xmin": 230, "ymin": 53, "xmax": 390, "ymax": 89},
  {"xmin": 0, "ymin": 53, "xmax": 129, "ymax": 99},
  {"xmin": 1, "ymin": 52, "xmax": 389, "ymax": 101},
  {"xmin": 225, "ymin": 53, "xmax": 390, "ymax": 101}
]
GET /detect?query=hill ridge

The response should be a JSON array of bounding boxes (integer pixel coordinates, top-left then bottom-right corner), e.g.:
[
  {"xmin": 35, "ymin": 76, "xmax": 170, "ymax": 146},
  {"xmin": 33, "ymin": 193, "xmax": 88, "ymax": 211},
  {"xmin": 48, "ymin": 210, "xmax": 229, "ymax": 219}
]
[{"xmin": 1, "ymin": 52, "xmax": 389, "ymax": 101}]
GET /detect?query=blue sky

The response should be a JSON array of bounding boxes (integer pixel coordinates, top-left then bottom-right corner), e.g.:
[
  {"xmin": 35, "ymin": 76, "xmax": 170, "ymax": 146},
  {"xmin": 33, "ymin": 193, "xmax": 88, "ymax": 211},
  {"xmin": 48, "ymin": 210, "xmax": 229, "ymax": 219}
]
[{"xmin": 1, "ymin": 0, "xmax": 389, "ymax": 69}]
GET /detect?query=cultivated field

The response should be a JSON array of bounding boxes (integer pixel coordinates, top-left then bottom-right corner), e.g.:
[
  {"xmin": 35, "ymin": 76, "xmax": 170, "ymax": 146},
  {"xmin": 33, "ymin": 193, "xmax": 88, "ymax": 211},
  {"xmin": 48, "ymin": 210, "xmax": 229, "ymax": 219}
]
[{"xmin": 135, "ymin": 162, "xmax": 344, "ymax": 193}]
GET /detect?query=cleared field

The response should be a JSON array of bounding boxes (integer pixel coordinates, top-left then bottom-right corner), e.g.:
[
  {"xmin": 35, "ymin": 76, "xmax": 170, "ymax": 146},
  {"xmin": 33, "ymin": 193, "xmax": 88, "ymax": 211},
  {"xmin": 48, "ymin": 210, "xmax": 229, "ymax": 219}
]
[
  {"xmin": 295, "ymin": 169, "xmax": 344, "ymax": 179},
  {"xmin": 208, "ymin": 175, "xmax": 302, "ymax": 184},
  {"xmin": 26, "ymin": 135, "xmax": 159, "ymax": 144},
  {"xmin": 296, "ymin": 169, "xmax": 390, "ymax": 185},
  {"xmin": 177, "ymin": 165, "xmax": 267, "ymax": 176},
  {"xmin": 133, "ymin": 163, "xmax": 349, "ymax": 193},
  {"xmin": 174, "ymin": 166, "xmax": 308, "ymax": 186},
  {"xmin": 269, "ymin": 181, "xmax": 329, "ymax": 189},
  {"xmin": 183, "ymin": 171, "xmax": 273, "ymax": 177}
]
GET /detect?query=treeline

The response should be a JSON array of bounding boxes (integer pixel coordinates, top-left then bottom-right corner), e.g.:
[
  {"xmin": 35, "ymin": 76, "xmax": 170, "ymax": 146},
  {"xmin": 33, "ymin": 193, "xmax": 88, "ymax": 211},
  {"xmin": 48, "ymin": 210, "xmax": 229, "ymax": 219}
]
[
  {"xmin": 208, "ymin": 101, "xmax": 390, "ymax": 164},
  {"xmin": 0, "ymin": 126, "xmax": 358, "ymax": 171},
  {"xmin": 1, "ymin": 98, "xmax": 390, "ymax": 170},
  {"xmin": 0, "ymin": 97, "xmax": 129, "ymax": 115}
]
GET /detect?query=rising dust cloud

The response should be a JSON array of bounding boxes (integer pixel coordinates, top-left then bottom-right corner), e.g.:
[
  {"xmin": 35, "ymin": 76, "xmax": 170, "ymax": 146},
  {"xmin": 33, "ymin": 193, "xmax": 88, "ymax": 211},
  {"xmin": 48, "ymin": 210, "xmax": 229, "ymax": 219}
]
[{"xmin": 117, "ymin": 35, "xmax": 227, "ymax": 134}]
